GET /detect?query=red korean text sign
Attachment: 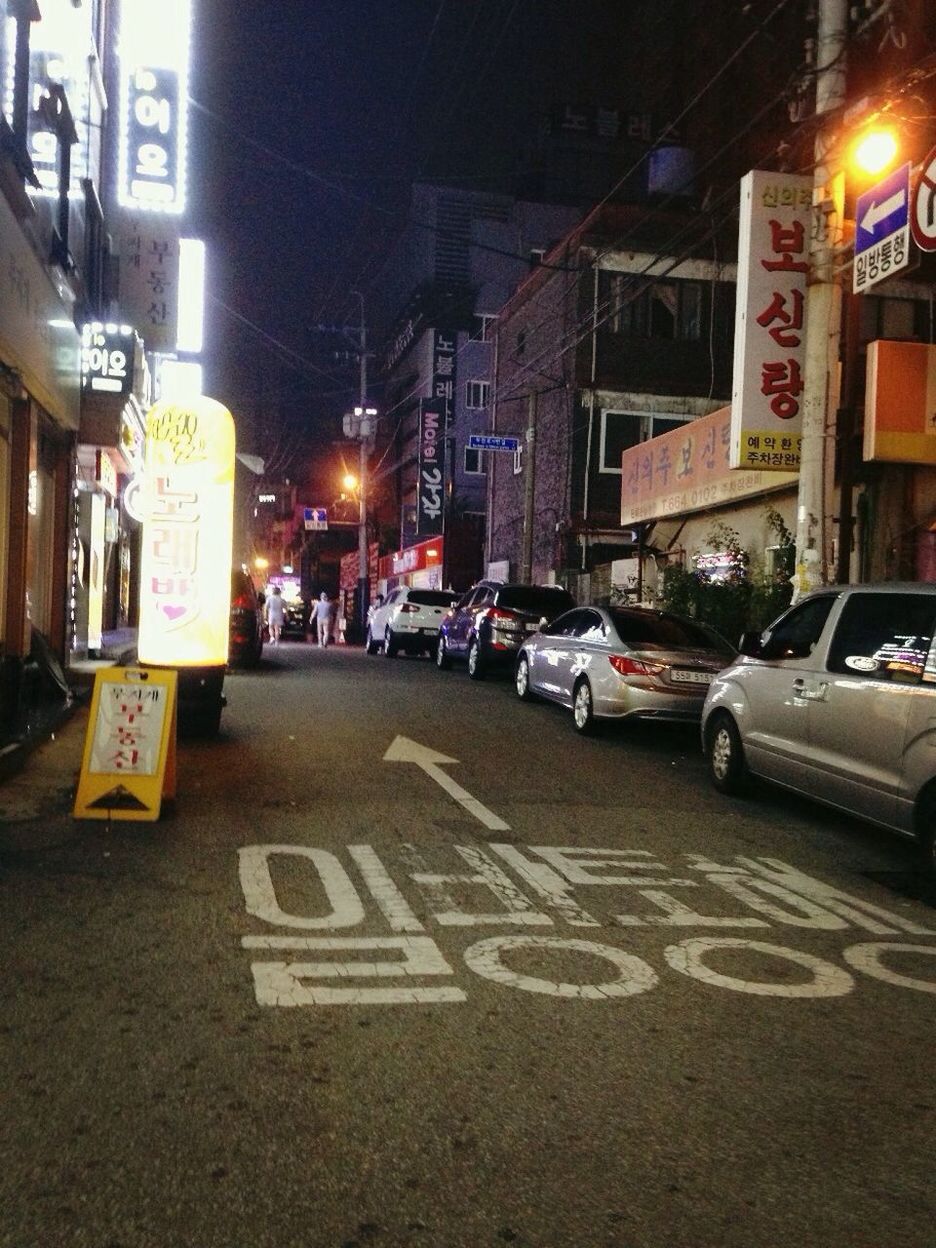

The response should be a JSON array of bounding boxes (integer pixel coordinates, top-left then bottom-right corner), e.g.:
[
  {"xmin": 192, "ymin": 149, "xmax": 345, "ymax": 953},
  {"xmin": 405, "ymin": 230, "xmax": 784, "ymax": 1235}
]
[
  {"xmin": 74, "ymin": 667, "xmax": 177, "ymax": 822},
  {"xmin": 730, "ymin": 171, "xmax": 810, "ymax": 472}
]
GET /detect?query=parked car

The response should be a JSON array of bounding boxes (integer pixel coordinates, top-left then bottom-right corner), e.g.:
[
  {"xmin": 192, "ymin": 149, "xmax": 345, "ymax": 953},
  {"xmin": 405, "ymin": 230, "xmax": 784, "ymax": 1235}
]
[
  {"xmin": 701, "ymin": 582, "xmax": 936, "ymax": 874},
  {"xmin": 515, "ymin": 605, "xmax": 735, "ymax": 733},
  {"xmin": 366, "ymin": 587, "xmax": 458, "ymax": 656},
  {"xmin": 436, "ymin": 581, "xmax": 575, "ymax": 679},
  {"xmin": 229, "ymin": 568, "xmax": 264, "ymax": 667}
]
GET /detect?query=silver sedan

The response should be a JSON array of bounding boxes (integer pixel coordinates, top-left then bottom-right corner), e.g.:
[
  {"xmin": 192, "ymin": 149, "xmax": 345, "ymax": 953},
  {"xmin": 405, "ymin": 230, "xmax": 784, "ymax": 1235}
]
[{"xmin": 515, "ymin": 605, "xmax": 736, "ymax": 733}]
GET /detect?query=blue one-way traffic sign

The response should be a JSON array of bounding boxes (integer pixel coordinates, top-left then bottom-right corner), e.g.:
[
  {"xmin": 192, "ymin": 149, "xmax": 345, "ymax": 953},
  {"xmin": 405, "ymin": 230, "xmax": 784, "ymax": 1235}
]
[
  {"xmin": 854, "ymin": 162, "xmax": 911, "ymax": 293},
  {"xmin": 467, "ymin": 434, "xmax": 520, "ymax": 452}
]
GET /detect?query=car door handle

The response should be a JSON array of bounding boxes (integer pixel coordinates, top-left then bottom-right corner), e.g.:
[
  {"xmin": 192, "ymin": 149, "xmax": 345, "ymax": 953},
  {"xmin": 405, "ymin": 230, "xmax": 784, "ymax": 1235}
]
[{"xmin": 792, "ymin": 678, "xmax": 828, "ymax": 701}]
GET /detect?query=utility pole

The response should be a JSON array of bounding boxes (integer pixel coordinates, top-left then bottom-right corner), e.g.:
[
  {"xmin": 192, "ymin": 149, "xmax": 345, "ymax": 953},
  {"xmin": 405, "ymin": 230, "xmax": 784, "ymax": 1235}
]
[
  {"xmin": 521, "ymin": 391, "xmax": 536, "ymax": 582},
  {"xmin": 793, "ymin": 0, "xmax": 848, "ymax": 597},
  {"xmin": 342, "ymin": 292, "xmax": 376, "ymax": 638}
]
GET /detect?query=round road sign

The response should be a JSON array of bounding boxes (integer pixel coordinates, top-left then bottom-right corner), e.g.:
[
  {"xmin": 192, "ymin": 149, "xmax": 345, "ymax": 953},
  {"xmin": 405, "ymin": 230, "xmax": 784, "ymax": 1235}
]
[{"xmin": 910, "ymin": 145, "xmax": 936, "ymax": 251}]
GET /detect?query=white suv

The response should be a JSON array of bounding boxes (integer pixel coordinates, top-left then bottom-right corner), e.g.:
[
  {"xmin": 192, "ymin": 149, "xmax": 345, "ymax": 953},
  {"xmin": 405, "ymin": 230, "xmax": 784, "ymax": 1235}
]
[{"xmin": 366, "ymin": 587, "xmax": 458, "ymax": 658}]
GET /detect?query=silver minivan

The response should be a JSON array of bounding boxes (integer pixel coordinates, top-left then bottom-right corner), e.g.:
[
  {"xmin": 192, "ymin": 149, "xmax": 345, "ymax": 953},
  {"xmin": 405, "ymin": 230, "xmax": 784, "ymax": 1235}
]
[{"xmin": 701, "ymin": 583, "xmax": 936, "ymax": 874}]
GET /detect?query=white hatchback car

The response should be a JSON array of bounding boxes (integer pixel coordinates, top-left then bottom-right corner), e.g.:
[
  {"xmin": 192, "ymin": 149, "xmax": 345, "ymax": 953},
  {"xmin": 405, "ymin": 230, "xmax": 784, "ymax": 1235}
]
[
  {"xmin": 366, "ymin": 587, "xmax": 458, "ymax": 657},
  {"xmin": 701, "ymin": 583, "xmax": 936, "ymax": 874}
]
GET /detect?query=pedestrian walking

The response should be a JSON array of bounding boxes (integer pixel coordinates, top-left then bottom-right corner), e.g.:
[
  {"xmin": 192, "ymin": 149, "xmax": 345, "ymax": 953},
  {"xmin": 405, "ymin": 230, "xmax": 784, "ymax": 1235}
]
[
  {"xmin": 264, "ymin": 585, "xmax": 286, "ymax": 646},
  {"xmin": 311, "ymin": 591, "xmax": 332, "ymax": 647}
]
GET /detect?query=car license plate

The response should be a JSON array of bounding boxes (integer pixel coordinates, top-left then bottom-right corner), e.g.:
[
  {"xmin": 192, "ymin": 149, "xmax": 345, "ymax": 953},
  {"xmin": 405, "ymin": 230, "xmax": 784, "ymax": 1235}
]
[{"xmin": 671, "ymin": 669, "xmax": 714, "ymax": 685}]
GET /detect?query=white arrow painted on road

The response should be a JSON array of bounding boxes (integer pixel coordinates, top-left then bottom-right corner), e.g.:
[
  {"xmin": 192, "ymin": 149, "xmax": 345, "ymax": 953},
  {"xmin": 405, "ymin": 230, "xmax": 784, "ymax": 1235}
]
[
  {"xmin": 383, "ymin": 735, "xmax": 510, "ymax": 831},
  {"xmin": 859, "ymin": 188, "xmax": 906, "ymax": 236}
]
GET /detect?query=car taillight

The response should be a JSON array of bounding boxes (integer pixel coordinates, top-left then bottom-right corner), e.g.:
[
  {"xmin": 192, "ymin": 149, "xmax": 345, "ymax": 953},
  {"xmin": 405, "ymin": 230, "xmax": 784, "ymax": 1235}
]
[
  {"xmin": 231, "ymin": 593, "xmax": 253, "ymax": 609},
  {"xmin": 609, "ymin": 654, "xmax": 666, "ymax": 677},
  {"xmin": 486, "ymin": 606, "xmax": 523, "ymax": 631},
  {"xmin": 400, "ymin": 603, "xmax": 419, "ymax": 613}
]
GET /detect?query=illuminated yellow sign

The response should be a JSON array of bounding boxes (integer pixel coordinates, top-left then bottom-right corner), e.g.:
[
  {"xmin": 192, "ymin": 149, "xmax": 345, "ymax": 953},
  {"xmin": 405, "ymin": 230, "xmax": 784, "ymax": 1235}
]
[{"xmin": 138, "ymin": 397, "xmax": 235, "ymax": 667}]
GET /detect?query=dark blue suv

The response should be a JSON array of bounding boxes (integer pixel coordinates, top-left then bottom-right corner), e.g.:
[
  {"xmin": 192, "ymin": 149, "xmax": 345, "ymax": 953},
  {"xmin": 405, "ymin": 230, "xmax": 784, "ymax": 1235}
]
[{"xmin": 435, "ymin": 580, "xmax": 575, "ymax": 680}]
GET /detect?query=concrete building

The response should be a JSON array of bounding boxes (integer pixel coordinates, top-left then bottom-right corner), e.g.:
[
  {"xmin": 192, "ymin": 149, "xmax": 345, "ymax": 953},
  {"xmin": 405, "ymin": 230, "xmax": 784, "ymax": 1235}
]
[
  {"xmin": 379, "ymin": 184, "xmax": 582, "ymax": 592},
  {"xmin": 487, "ymin": 204, "xmax": 738, "ymax": 601}
]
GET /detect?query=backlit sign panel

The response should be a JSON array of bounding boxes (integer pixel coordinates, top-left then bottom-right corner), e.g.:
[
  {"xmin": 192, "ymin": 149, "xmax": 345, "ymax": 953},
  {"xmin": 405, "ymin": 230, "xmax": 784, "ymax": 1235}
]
[
  {"xmin": 117, "ymin": 0, "xmax": 190, "ymax": 214},
  {"xmin": 730, "ymin": 171, "xmax": 810, "ymax": 472},
  {"xmin": 416, "ymin": 402, "xmax": 445, "ymax": 537},
  {"xmin": 138, "ymin": 397, "xmax": 235, "ymax": 667},
  {"xmin": 81, "ymin": 323, "xmax": 136, "ymax": 395}
]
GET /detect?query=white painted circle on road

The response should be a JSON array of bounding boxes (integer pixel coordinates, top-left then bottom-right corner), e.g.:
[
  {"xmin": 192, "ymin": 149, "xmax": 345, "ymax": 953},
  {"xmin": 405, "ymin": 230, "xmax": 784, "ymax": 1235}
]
[
  {"xmin": 664, "ymin": 937, "xmax": 855, "ymax": 997},
  {"xmin": 843, "ymin": 942, "xmax": 936, "ymax": 995},
  {"xmin": 463, "ymin": 935, "xmax": 658, "ymax": 999}
]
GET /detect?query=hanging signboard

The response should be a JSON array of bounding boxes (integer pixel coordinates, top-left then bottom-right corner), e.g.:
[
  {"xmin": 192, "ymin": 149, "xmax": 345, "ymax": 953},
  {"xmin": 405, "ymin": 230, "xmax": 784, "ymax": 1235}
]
[
  {"xmin": 74, "ymin": 667, "xmax": 177, "ymax": 821},
  {"xmin": 416, "ymin": 401, "xmax": 446, "ymax": 536},
  {"xmin": 137, "ymin": 396, "xmax": 235, "ymax": 667},
  {"xmin": 910, "ymin": 146, "xmax": 936, "ymax": 253},
  {"xmin": 863, "ymin": 340, "xmax": 936, "ymax": 464},
  {"xmin": 730, "ymin": 170, "xmax": 811, "ymax": 472},
  {"xmin": 853, "ymin": 163, "xmax": 911, "ymax": 292}
]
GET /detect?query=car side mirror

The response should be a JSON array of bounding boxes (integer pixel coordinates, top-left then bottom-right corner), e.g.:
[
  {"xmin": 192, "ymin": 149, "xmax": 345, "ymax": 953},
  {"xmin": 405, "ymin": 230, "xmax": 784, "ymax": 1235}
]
[{"xmin": 738, "ymin": 631, "xmax": 763, "ymax": 657}]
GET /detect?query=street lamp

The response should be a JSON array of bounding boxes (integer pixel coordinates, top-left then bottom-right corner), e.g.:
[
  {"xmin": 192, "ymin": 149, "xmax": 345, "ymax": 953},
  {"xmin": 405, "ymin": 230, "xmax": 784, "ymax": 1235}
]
[{"xmin": 850, "ymin": 126, "xmax": 899, "ymax": 177}]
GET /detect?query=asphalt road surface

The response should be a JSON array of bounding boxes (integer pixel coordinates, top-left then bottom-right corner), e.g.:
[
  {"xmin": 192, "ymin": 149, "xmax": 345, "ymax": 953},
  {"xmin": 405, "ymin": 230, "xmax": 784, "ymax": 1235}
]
[{"xmin": 2, "ymin": 641, "xmax": 934, "ymax": 1248}]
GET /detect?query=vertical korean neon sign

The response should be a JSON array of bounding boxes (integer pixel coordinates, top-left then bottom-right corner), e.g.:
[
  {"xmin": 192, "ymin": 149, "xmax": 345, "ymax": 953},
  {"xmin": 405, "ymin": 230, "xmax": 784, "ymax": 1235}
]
[{"xmin": 138, "ymin": 397, "xmax": 235, "ymax": 667}]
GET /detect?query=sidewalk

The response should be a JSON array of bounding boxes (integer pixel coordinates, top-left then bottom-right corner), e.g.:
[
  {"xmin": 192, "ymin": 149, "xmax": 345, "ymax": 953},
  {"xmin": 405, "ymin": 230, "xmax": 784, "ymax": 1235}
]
[
  {"xmin": 0, "ymin": 628, "xmax": 137, "ymax": 788},
  {"xmin": 0, "ymin": 701, "xmax": 88, "ymax": 843}
]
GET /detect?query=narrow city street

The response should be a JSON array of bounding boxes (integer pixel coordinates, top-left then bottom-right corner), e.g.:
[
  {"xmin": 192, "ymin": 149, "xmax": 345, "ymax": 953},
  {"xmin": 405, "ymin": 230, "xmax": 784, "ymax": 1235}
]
[{"xmin": 2, "ymin": 644, "xmax": 934, "ymax": 1248}]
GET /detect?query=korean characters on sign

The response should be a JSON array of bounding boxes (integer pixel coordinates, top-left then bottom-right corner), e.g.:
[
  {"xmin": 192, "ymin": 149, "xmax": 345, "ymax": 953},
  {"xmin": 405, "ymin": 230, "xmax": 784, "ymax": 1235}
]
[
  {"xmin": 417, "ymin": 402, "xmax": 446, "ymax": 537},
  {"xmin": 138, "ymin": 398, "xmax": 235, "ymax": 668},
  {"xmin": 119, "ymin": 218, "xmax": 180, "ymax": 352},
  {"xmin": 117, "ymin": 0, "xmax": 190, "ymax": 215},
  {"xmin": 730, "ymin": 171, "xmax": 811, "ymax": 472}
]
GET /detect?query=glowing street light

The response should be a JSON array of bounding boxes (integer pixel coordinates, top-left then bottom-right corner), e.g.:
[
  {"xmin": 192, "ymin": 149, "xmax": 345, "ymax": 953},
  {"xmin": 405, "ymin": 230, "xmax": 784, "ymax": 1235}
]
[
  {"xmin": 850, "ymin": 127, "xmax": 898, "ymax": 177},
  {"xmin": 342, "ymin": 472, "xmax": 358, "ymax": 493}
]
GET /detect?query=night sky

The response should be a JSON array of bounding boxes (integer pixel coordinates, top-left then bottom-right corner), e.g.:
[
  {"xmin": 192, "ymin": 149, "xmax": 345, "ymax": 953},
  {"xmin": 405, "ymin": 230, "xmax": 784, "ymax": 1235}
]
[{"xmin": 186, "ymin": 0, "xmax": 650, "ymax": 475}]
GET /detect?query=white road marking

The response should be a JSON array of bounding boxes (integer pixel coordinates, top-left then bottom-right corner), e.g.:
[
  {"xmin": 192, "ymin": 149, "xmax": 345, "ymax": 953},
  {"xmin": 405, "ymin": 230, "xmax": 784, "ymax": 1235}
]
[
  {"xmin": 238, "ymin": 845, "xmax": 365, "ymax": 929},
  {"xmin": 409, "ymin": 845, "xmax": 552, "ymax": 926},
  {"xmin": 463, "ymin": 935, "xmax": 659, "ymax": 999},
  {"xmin": 242, "ymin": 935, "xmax": 467, "ymax": 1006},
  {"xmin": 488, "ymin": 844, "xmax": 601, "ymax": 927},
  {"xmin": 664, "ymin": 937, "xmax": 855, "ymax": 998},
  {"xmin": 842, "ymin": 942, "xmax": 936, "ymax": 994},
  {"xmin": 348, "ymin": 844, "xmax": 424, "ymax": 932},
  {"xmin": 383, "ymin": 735, "xmax": 510, "ymax": 831}
]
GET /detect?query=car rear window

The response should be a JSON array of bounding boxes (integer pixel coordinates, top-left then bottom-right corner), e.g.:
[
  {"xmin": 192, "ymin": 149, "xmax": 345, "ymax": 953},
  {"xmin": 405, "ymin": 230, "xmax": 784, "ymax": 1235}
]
[
  {"xmin": 609, "ymin": 609, "xmax": 733, "ymax": 655},
  {"xmin": 496, "ymin": 587, "xmax": 575, "ymax": 614},
  {"xmin": 407, "ymin": 591, "xmax": 457, "ymax": 606}
]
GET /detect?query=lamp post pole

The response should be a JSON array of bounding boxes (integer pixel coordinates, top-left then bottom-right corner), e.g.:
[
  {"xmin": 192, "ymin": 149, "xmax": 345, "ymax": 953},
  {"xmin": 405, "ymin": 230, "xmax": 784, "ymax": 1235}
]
[
  {"xmin": 347, "ymin": 291, "xmax": 374, "ymax": 639},
  {"xmin": 792, "ymin": 0, "xmax": 848, "ymax": 598}
]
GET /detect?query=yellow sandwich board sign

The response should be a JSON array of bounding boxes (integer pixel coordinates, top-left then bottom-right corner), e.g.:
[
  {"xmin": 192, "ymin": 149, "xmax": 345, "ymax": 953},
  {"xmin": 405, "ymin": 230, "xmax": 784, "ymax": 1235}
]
[{"xmin": 74, "ymin": 667, "xmax": 177, "ymax": 821}]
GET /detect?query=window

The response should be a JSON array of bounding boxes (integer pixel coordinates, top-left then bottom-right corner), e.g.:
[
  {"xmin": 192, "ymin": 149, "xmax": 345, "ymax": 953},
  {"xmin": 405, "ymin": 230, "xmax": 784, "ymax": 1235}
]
[
  {"xmin": 465, "ymin": 380, "xmax": 489, "ymax": 410},
  {"xmin": 464, "ymin": 447, "xmax": 485, "ymax": 475},
  {"xmin": 599, "ymin": 410, "xmax": 693, "ymax": 474},
  {"xmin": 859, "ymin": 296, "xmax": 920, "ymax": 344},
  {"xmin": 516, "ymin": 329, "xmax": 526, "ymax": 358},
  {"xmin": 529, "ymin": 248, "xmax": 545, "ymax": 268},
  {"xmin": 762, "ymin": 596, "xmax": 837, "ymax": 660},
  {"xmin": 827, "ymin": 593, "xmax": 936, "ymax": 684},
  {"xmin": 470, "ymin": 314, "xmax": 497, "ymax": 342},
  {"xmin": 571, "ymin": 610, "xmax": 606, "ymax": 643},
  {"xmin": 512, "ymin": 444, "xmax": 523, "ymax": 475},
  {"xmin": 606, "ymin": 274, "xmax": 703, "ymax": 341}
]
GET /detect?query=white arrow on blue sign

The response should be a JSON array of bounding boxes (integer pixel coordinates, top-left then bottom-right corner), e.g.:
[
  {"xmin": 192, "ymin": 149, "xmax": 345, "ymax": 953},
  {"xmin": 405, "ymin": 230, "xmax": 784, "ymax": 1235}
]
[
  {"xmin": 467, "ymin": 434, "xmax": 520, "ymax": 452},
  {"xmin": 854, "ymin": 162, "xmax": 912, "ymax": 294}
]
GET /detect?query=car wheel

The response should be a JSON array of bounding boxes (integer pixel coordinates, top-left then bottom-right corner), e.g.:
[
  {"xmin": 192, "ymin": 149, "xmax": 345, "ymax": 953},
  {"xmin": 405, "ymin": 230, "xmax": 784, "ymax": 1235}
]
[
  {"xmin": 436, "ymin": 635, "xmax": 452, "ymax": 670},
  {"xmin": 915, "ymin": 786, "xmax": 936, "ymax": 880},
  {"xmin": 384, "ymin": 627, "xmax": 398, "ymax": 658},
  {"xmin": 705, "ymin": 711, "xmax": 747, "ymax": 795},
  {"xmin": 515, "ymin": 654, "xmax": 535, "ymax": 701},
  {"xmin": 572, "ymin": 678, "xmax": 596, "ymax": 734},
  {"xmin": 365, "ymin": 627, "xmax": 380, "ymax": 656},
  {"xmin": 467, "ymin": 638, "xmax": 485, "ymax": 681}
]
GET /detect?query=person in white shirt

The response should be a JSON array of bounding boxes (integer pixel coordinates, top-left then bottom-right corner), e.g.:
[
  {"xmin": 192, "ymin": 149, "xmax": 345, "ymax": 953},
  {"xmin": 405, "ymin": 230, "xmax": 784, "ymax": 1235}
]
[
  {"xmin": 264, "ymin": 585, "xmax": 286, "ymax": 645},
  {"xmin": 311, "ymin": 592, "xmax": 332, "ymax": 647}
]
